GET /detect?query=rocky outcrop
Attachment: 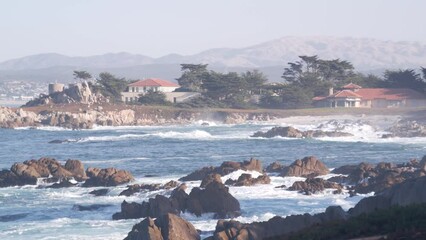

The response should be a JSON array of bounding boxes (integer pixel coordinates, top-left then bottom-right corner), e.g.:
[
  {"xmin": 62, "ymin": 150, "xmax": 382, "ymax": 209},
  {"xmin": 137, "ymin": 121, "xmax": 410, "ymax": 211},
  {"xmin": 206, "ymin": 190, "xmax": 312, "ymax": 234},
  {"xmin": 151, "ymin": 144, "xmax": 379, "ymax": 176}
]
[
  {"xmin": 0, "ymin": 157, "xmax": 81, "ymax": 187},
  {"xmin": 119, "ymin": 180, "xmax": 179, "ymax": 196},
  {"xmin": 350, "ymin": 175, "xmax": 426, "ymax": 216},
  {"xmin": 0, "ymin": 157, "xmax": 134, "ymax": 188},
  {"xmin": 113, "ymin": 180, "xmax": 240, "ymax": 220},
  {"xmin": 83, "ymin": 167, "xmax": 134, "ymax": 187},
  {"xmin": 0, "ymin": 107, "xmax": 39, "ymax": 128},
  {"xmin": 330, "ymin": 158, "xmax": 424, "ymax": 194},
  {"xmin": 251, "ymin": 126, "xmax": 353, "ymax": 138},
  {"xmin": 387, "ymin": 120, "xmax": 426, "ymax": 137},
  {"xmin": 265, "ymin": 161, "xmax": 285, "ymax": 173},
  {"xmin": 288, "ymin": 178, "xmax": 343, "ymax": 195},
  {"xmin": 208, "ymin": 206, "xmax": 347, "ymax": 240},
  {"xmin": 179, "ymin": 158, "xmax": 263, "ymax": 181},
  {"xmin": 124, "ymin": 213, "xmax": 200, "ymax": 240},
  {"xmin": 280, "ymin": 156, "xmax": 330, "ymax": 177},
  {"xmin": 187, "ymin": 181, "xmax": 241, "ymax": 218},
  {"xmin": 25, "ymin": 82, "xmax": 104, "ymax": 107},
  {"xmin": 224, "ymin": 173, "xmax": 271, "ymax": 187},
  {"xmin": 88, "ymin": 188, "xmax": 109, "ymax": 196},
  {"xmin": 200, "ymin": 173, "xmax": 222, "ymax": 188}
]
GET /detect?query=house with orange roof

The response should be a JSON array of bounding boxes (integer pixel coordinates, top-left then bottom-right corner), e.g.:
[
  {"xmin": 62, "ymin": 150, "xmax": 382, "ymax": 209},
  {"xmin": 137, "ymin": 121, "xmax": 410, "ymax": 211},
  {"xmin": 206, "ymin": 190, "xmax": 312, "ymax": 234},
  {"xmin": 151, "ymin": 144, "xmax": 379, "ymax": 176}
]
[
  {"xmin": 313, "ymin": 83, "xmax": 426, "ymax": 108},
  {"xmin": 121, "ymin": 78, "xmax": 180, "ymax": 102}
]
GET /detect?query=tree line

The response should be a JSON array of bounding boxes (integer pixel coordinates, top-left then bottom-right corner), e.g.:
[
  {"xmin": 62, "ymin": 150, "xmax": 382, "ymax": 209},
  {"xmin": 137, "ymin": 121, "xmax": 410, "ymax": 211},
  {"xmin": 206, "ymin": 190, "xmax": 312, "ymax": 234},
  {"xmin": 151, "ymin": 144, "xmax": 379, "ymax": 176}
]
[{"xmin": 72, "ymin": 55, "xmax": 426, "ymax": 109}]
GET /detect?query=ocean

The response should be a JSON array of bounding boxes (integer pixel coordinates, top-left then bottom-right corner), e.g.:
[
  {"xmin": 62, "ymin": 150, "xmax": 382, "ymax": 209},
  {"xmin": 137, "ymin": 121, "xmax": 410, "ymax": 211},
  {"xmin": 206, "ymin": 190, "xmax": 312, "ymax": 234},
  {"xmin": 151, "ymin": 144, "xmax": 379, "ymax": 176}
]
[{"xmin": 1, "ymin": 116, "xmax": 425, "ymax": 239}]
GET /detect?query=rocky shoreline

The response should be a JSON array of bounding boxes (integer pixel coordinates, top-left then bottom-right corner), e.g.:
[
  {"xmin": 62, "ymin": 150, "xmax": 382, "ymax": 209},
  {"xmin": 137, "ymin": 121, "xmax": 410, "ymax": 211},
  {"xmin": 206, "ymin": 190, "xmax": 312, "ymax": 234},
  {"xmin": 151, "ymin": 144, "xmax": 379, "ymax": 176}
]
[
  {"xmin": 2, "ymin": 105, "xmax": 426, "ymax": 139},
  {"xmin": 2, "ymin": 155, "xmax": 426, "ymax": 239},
  {"xmin": 0, "ymin": 105, "xmax": 275, "ymax": 129}
]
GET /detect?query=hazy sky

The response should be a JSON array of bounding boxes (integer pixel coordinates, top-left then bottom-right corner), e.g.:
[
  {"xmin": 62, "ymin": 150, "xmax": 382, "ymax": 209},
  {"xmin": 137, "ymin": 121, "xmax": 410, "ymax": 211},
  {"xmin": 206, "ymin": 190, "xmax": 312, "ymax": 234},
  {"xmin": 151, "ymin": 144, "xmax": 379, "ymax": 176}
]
[{"xmin": 0, "ymin": 0, "xmax": 425, "ymax": 62}]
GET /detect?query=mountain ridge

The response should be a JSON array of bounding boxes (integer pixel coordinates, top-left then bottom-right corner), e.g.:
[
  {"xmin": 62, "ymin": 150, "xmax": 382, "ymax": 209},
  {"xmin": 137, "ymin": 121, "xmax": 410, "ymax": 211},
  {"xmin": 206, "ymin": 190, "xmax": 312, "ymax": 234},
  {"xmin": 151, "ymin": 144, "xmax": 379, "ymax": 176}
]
[{"xmin": 1, "ymin": 36, "xmax": 425, "ymax": 82}]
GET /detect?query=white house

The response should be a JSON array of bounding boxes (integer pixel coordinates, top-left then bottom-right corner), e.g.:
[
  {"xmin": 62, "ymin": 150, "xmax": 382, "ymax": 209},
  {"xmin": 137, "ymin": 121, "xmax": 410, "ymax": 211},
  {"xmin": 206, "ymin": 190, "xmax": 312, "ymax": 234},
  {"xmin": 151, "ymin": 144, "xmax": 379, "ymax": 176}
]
[{"xmin": 121, "ymin": 78, "xmax": 180, "ymax": 102}]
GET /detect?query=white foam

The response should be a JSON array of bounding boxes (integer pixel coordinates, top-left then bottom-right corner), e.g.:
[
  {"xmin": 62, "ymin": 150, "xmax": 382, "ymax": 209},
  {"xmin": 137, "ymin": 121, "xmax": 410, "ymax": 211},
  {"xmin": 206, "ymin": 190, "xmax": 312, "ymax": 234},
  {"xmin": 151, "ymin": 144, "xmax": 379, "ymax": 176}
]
[{"xmin": 221, "ymin": 170, "xmax": 264, "ymax": 183}]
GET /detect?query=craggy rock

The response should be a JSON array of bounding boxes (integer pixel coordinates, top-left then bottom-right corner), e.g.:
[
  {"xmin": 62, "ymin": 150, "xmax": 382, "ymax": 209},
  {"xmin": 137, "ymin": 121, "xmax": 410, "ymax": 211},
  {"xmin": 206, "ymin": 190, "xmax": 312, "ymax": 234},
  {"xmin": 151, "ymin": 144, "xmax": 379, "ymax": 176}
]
[
  {"xmin": 0, "ymin": 107, "xmax": 39, "ymax": 128},
  {"xmin": 251, "ymin": 126, "xmax": 353, "ymax": 138},
  {"xmin": 88, "ymin": 188, "xmax": 109, "ymax": 196},
  {"xmin": 179, "ymin": 158, "xmax": 263, "ymax": 181},
  {"xmin": 124, "ymin": 213, "xmax": 200, "ymax": 240},
  {"xmin": 46, "ymin": 178, "xmax": 78, "ymax": 188},
  {"xmin": 265, "ymin": 161, "xmax": 285, "ymax": 173},
  {"xmin": 114, "ymin": 180, "xmax": 241, "ymax": 220},
  {"xmin": 187, "ymin": 181, "xmax": 240, "ymax": 218},
  {"xmin": 83, "ymin": 167, "xmax": 134, "ymax": 187},
  {"xmin": 64, "ymin": 159, "xmax": 87, "ymax": 181},
  {"xmin": 0, "ymin": 157, "xmax": 84, "ymax": 187},
  {"xmin": 113, "ymin": 194, "xmax": 180, "ymax": 220},
  {"xmin": 350, "ymin": 175, "xmax": 426, "ymax": 216},
  {"xmin": 280, "ymin": 156, "xmax": 329, "ymax": 177},
  {"xmin": 330, "ymin": 158, "xmax": 425, "ymax": 194},
  {"xmin": 119, "ymin": 180, "xmax": 179, "ymax": 196},
  {"xmin": 72, "ymin": 204, "xmax": 113, "ymax": 211},
  {"xmin": 224, "ymin": 173, "xmax": 271, "ymax": 186},
  {"xmin": 251, "ymin": 126, "xmax": 304, "ymax": 138},
  {"xmin": 387, "ymin": 120, "xmax": 426, "ymax": 138},
  {"xmin": 170, "ymin": 184, "xmax": 189, "ymax": 212},
  {"xmin": 288, "ymin": 178, "xmax": 342, "ymax": 195},
  {"xmin": 200, "ymin": 173, "xmax": 222, "ymax": 188},
  {"xmin": 208, "ymin": 206, "xmax": 347, "ymax": 240},
  {"xmin": 112, "ymin": 201, "xmax": 145, "ymax": 220}
]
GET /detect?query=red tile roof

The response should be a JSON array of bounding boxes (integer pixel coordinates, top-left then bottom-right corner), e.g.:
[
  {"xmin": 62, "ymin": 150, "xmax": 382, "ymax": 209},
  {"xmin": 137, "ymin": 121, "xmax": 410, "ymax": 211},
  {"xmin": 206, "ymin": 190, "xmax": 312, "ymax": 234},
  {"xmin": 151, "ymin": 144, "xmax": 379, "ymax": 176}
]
[
  {"xmin": 313, "ymin": 88, "xmax": 425, "ymax": 101},
  {"xmin": 342, "ymin": 83, "xmax": 362, "ymax": 89},
  {"xmin": 356, "ymin": 88, "xmax": 426, "ymax": 100},
  {"xmin": 128, "ymin": 78, "xmax": 179, "ymax": 87},
  {"xmin": 332, "ymin": 90, "xmax": 363, "ymax": 98}
]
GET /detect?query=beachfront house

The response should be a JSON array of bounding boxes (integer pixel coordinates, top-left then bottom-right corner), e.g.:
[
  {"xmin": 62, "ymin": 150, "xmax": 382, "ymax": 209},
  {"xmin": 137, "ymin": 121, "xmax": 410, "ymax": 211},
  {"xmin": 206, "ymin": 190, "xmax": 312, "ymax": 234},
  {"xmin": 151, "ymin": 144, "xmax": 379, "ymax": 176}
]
[
  {"xmin": 121, "ymin": 78, "xmax": 201, "ymax": 103},
  {"xmin": 313, "ymin": 83, "xmax": 426, "ymax": 108}
]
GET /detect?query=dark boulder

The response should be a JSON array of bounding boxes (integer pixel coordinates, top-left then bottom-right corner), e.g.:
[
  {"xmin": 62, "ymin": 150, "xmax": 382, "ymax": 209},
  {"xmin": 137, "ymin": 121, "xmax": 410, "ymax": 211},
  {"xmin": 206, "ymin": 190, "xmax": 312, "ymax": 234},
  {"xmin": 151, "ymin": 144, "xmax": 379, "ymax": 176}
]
[
  {"xmin": 88, "ymin": 188, "xmax": 109, "ymax": 196},
  {"xmin": 280, "ymin": 156, "xmax": 329, "ymax": 177},
  {"xmin": 265, "ymin": 161, "xmax": 285, "ymax": 173},
  {"xmin": 187, "ymin": 181, "xmax": 240, "ymax": 218},
  {"xmin": 112, "ymin": 201, "xmax": 144, "ymax": 220},
  {"xmin": 64, "ymin": 159, "xmax": 87, "ymax": 181},
  {"xmin": 225, "ymin": 173, "xmax": 271, "ymax": 186},
  {"xmin": 83, "ymin": 167, "xmax": 134, "ymax": 187},
  {"xmin": 0, "ymin": 213, "xmax": 29, "ymax": 222},
  {"xmin": 209, "ymin": 206, "xmax": 347, "ymax": 239},
  {"xmin": 170, "ymin": 184, "xmax": 189, "ymax": 212},
  {"xmin": 251, "ymin": 126, "xmax": 353, "ymax": 139},
  {"xmin": 200, "ymin": 173, "xmax": 222, "ymax": 188},
  {"xmin": 113, "ymin": 194, "xmax": 180, "ymax": 220},
  {"xmin": 47, "ymin": 178, "xmax": 78, "ymax": 188},
  {"xmin": 72, "ymin": 204, "xmax": 113, "ymax": 211},
  {"xmin": 124, "ymin": 213, "xmax": 200, "ymax": 240},
  {"xmin": 251, "ymin": 126, "xmax": 303, "ymax": 138},
  {"xmin": 119, "ymin": 180, "xmax": 179, "ymax": 196},
  {"xmin": 288, "ymin": 178, "xmax": 342, "ymax": 195},
  {"xmin": 179, "ymin": 158, "xmax": 263, "ymax": 181}
]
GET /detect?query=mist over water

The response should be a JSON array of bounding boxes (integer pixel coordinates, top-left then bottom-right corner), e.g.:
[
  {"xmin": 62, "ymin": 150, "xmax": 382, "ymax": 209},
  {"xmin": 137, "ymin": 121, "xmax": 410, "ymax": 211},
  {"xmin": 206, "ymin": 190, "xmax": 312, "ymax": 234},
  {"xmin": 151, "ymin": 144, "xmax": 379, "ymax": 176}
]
[{"xmin": 1, "ymin": 118, "xmax": 424, "ymax": 239}]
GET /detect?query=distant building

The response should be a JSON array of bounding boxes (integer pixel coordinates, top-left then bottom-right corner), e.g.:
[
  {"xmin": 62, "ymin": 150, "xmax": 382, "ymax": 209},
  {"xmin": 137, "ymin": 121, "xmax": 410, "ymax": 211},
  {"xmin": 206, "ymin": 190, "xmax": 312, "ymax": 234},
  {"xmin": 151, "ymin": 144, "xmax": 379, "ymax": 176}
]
[
  {"xmin": 313, "ymin": 83, "xmax": 426, "ymax": 108},
  {"xmin": 121, "ymin": 78, "xmax": 180, "ymax": 102}
]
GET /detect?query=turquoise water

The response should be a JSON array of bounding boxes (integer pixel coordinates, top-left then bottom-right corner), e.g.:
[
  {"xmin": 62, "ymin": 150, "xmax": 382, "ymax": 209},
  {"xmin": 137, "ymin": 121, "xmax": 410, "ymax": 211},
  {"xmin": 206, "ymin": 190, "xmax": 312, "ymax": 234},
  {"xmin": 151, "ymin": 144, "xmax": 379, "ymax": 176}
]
[{"xmin": 0, "ymin": 121, "xmax": 425, "ymax": 239}]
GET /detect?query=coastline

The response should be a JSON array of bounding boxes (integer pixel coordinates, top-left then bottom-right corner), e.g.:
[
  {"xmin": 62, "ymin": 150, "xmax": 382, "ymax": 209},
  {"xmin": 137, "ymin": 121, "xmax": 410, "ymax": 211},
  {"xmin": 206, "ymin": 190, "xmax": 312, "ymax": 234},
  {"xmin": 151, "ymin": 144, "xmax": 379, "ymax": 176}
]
[{"xmin": 2, "ymin": 103, "xmax": 426, "ymax": 129}]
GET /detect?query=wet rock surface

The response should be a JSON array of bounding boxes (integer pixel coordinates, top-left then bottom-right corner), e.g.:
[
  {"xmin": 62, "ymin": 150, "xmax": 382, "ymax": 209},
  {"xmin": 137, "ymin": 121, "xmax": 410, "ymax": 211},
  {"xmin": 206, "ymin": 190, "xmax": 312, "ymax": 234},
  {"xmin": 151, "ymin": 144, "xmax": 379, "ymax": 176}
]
[
  {"xmin": 288, "ymin": 178, "xmax": 343, "ymax": 195},
  {"xmin": 224, "ymin": 173, "xmax": 271, "ymax": 187},
  {"xmin": 280, "ymin": 156, "xmax": 330, "ymax": 177},
  {"xmin": 179, "ymin": 158, "xmax": 263, "ymax": 181},
  {"xmin": 124, "ymin": 213, "xmax": 200, "ymax": 240},
  {"xmin": 83, "ymin": 167, "xmax": 134, "ymax": 187},
  {"xmin": 251, "ymin": 126, "xmax": 353, "ymax": 138},
  {"xmin": 119, "ymin": 180, "xmax": 179, "ymax": 196}
]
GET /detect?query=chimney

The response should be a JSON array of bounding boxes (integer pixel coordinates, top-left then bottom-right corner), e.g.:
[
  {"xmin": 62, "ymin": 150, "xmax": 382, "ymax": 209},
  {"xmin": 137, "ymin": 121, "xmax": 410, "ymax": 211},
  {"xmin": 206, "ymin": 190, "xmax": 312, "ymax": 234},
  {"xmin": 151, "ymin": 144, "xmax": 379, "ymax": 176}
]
[{"xmin": 328, "ymin": 87, "xmax": 334, "ymax": 96}]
